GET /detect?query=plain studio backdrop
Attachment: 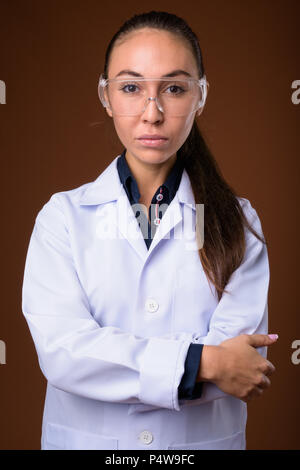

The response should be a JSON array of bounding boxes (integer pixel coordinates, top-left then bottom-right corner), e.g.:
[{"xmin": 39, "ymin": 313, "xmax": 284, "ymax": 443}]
[{"xmin": 0, "ymin": 0, "xmax": 299, "ymax": 450}]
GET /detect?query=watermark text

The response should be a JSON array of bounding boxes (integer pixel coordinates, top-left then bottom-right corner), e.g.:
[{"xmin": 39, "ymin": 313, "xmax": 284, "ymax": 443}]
[
  {"xmin": 291, "ymin": 80, "xmax": 300, "ymax": 104},
  {"xmin": 0, "ymin": 80, "xmax": 6, "ymax": 104},
  {"xmin": 291, "ymin": 339, "xmax": 300, "ymax": 365},
  {"xmin": 0, "ymin": 340, "xmax": 6, "ymax": 364}
]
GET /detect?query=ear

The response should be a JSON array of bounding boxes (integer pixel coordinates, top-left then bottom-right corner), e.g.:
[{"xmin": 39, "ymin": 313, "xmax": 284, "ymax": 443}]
[{"xmin": 105, "ymin": 107, "xmax": 113, "ymax": 118}]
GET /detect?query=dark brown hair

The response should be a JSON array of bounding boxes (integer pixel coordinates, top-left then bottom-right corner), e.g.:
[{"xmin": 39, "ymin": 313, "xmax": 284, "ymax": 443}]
[{"xmin": 103, "ymin": 10, "xmax": 266, "ymax": 301}]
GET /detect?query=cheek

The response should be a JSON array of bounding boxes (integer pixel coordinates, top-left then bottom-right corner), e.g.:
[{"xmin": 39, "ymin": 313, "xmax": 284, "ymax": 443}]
[
  {"xmin": 112, "ymin": 117, "xmax": 135, "ymax": 144},
  {"xmin": 113, "ymin": 118, "xmax": 130, "ymax": 145},
  {"xmin": 171, "ymin": 116, "xmax": 195, "ymax": 143}
]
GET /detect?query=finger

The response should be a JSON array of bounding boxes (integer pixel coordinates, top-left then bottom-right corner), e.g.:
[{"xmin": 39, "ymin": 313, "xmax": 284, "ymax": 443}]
[
  {"xmin": 253, "ymin": 386, "xmax": 264, "ymax": 397},
  {"xmin": 257, "ymin": 375, "xmax": 271, "ymax": 390},
  {"xmin": 264, "ymin": 361, "xmax": 276, "ymax": 376},
  {"xmin": 242, "ymin": 387, "xmax": 263, "ymax": 403},
  {"xmin": 247, "ymin": 333, "xmax": 279, "ymax": 348}
]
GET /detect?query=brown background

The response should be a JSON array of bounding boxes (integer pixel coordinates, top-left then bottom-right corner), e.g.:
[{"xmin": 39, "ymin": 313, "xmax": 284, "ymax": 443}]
[{"xmin": 0, "ymin": 0, "xmax": 299, "ymax": 450}]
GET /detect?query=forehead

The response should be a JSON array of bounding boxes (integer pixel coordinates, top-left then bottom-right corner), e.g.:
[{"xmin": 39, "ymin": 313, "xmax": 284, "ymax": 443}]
[{"xmin": 108, "ymin": 28, "xmax": 198, "ymax": 78}]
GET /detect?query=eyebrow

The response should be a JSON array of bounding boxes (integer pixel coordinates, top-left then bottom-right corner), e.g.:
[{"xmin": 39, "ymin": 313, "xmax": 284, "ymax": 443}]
[{"xmin": 114, "ymin": 69, "xmax": 192, "ymax": 78}]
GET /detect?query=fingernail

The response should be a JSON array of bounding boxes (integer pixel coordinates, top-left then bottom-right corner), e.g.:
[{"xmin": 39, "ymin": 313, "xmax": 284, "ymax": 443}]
[{"xmin": 268, "ymin": 334, "xmax": 278, "ymax": 340}]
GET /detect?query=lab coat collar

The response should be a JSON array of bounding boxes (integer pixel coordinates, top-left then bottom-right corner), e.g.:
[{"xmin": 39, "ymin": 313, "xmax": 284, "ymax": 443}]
[
  {"xmin": 79, "ymin": 155, "xmax": 196, "ymax": 209},
  {"xmin": 79, "ymin": 155, "xmax": 196, "ymax": 260}
]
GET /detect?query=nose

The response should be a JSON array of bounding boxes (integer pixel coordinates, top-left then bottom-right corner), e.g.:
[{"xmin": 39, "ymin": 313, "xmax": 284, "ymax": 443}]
[{"xmin": 141, "ymin": 97, "xmax": 164, "ymax": 123}]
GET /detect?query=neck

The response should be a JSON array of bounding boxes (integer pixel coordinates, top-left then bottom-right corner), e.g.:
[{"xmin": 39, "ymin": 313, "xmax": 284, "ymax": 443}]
[{"xmin": 124, "ymin": 150, "xmax": 177, "ymax": 201}]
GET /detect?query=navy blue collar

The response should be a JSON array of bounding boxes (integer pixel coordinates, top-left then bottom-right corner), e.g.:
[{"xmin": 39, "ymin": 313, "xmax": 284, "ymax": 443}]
[{"xmin": 117, "ymin": 149, "xmax": 184, "ymax": 205}]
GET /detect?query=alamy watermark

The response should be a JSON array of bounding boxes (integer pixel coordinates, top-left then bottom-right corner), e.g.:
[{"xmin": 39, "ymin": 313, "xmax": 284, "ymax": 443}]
[
  {"xmin": 0, "ymin": 340, "xmax": 6, "ymax": 364},
  {"xmin": 95, "ymin": 195, "xmax": 204, "ymax": 251},
  {"xmin": 291, "ymin": 339, "xmax": 300, "ymax": 365},
  {"xmin": 0, "ymin": 80, "xmax": 6, "ymax": 104},
  {"xmin": 291, "ymin": 80, "xmax": 300, "ymax": 105}
]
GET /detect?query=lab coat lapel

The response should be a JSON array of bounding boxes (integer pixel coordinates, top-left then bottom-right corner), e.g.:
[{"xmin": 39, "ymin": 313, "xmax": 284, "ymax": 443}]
[
  {"xmin": 146, "ymin": 194, "xmax": 182, "ymax": 255},
  {"xmin": 114, "ymin": 188, "xmax": 149, "ymax": 260},
  {"xmin": 79, "ymin": 156, "xmax": 148, "ymax": 261},
  {"xmin": 94, "ymin": 187, "xmax": 150, "ymax": 261},
  {"xmin": 146, "ymin": 168, "xmax": 197, "ymax": 256}
]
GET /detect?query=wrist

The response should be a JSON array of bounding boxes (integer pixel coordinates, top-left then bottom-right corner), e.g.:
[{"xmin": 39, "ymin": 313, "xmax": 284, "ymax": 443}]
[{"xmin": 197, "ymin": 345, "xmax": 221, "ymax": 383}]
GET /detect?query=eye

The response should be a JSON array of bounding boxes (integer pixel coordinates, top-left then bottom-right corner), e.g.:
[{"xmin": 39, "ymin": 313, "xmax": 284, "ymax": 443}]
[
  {"xmin": 165, "ymin": 85, "xmax": 185, "ymax": 95},
  {"xmin": 120, "ymin": 84, "xmax": 140, "ymax": 93}
]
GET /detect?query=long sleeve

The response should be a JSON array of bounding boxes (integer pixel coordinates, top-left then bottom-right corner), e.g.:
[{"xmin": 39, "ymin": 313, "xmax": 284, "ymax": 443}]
[
  {"xmin": 178, "ymin": 344, "xmax": 204, "ymax": 399},
  {"xmin": 21, "ymin": 194, "xmax": 198, "ymax": 412},
  {"xmin": 188, "ymin": 199, "xmax": 270, "ymax": 402}
]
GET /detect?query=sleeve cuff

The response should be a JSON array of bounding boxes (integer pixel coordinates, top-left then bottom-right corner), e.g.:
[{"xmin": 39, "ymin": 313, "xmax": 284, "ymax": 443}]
[
  {"xmin": 178, "ymin": 343, "xmax": 204, "ymax": 400},
  {"xmin": 139, "ymin": 336, "xmax": 193, "ymax": 411}
]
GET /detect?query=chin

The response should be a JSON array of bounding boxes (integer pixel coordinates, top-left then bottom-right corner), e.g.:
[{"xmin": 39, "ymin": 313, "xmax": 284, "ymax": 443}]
[
  {"xmin": 132, "ymin": 145, "xmax": 175, "ymax": 159},
  {"xmin": 135, "ymin": 151, "xmax": 175, "ymax": 165}
]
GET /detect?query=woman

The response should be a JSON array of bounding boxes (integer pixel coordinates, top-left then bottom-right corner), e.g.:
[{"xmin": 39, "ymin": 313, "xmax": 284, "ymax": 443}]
[{"xmin": 22, "ymin": 11, "xmax": 278, "ymax": 450}]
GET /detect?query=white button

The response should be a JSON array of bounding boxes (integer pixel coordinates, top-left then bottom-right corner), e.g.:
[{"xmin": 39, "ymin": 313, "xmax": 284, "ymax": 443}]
[
  {"xmin": 153, "ymin": 217, "xmax": 161, "ymax": 226},
  {"xmin": 156, "ymin": 193, "xmax": 163, "ymax": 201},
  {"xmin": 139, "ymin": 430, "xmax": 153, "ymax": 445},
  {"xmin": 145, "ymin": 298, "xmax": 159, "ymax": 313}
]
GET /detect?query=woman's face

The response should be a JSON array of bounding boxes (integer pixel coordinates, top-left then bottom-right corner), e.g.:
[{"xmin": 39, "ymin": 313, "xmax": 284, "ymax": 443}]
[{"xmin": 105, "ymin": 28, "xmax": 201, "ymax": 166}]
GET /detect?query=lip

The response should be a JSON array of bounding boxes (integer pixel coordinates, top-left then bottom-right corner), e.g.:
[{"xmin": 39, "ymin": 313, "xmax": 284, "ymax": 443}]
[
  {"xmin": 137, "ymin": 134, "xmax": 168, "ymax": 140},
  {"xmin": 137, "ymin": 138, "xmax": 169, "ymax": 148}
]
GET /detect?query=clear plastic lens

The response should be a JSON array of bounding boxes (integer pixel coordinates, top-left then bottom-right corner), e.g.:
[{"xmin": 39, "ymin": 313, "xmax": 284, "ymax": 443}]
[
  {"xmin": 115, "ymin": 80, "xmax": 191, "ymax": 96},
  {"xmin": 98, "ymin": 76, "xmax": 208, "ymax": 117}
]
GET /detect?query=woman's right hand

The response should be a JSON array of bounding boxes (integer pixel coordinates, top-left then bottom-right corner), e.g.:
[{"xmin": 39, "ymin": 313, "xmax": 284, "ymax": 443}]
[{"xmin": 197, "ymin": 334, "xmax": 278, "ymax": 403}]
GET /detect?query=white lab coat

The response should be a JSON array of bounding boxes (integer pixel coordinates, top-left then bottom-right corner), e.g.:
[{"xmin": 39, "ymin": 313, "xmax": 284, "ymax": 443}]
[{"xmin": 21, "ymin": 154, "xmax": 270, "ymax": 450}]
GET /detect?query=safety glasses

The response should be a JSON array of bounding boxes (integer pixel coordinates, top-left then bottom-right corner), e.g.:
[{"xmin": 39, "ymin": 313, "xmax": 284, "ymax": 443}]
[{"xmin": 98, "ymin": 74, "xmax": 209, "ymax": 117}]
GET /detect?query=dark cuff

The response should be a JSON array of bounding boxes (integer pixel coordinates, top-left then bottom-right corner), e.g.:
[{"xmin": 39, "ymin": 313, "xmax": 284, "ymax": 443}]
[{"xmin": 178, "ymin": 343, "xmax": 204, "ymax": 400}]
